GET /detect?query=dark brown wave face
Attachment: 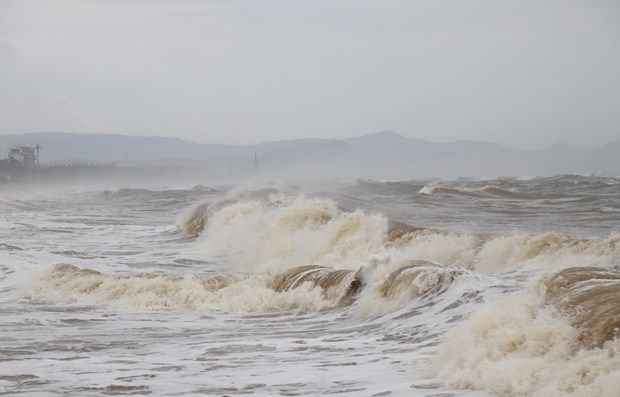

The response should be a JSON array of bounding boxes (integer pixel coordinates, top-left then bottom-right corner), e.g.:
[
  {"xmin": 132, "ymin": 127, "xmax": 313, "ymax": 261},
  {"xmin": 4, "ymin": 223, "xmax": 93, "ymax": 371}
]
[
  {"xmin": 179, "ymin": 199, "xmax": 237, "ymax": 237},
  {"xmin": 183, "ymin": 202, "xmax": 210, "ymax": 237},
  {"xmin": 544, "ymin": 267, "xmax": 620, "ymax": 348},
  {"xmin": 386, "ymin": 221, "xmax": 444, "ymax": 246},
  {"xmin": 378, "ymin": 261, "xmax": 462, "ymax": 300},
  {"xmin": 272, "ymin": 265, "xmax": 362, "ymax": 304}
]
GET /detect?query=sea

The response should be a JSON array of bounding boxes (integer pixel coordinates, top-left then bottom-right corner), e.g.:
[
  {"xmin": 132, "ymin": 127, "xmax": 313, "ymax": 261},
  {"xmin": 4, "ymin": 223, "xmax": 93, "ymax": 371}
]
[{"xmin": 0, "ymin": 175, "xmax": 618, "ymax": 396}]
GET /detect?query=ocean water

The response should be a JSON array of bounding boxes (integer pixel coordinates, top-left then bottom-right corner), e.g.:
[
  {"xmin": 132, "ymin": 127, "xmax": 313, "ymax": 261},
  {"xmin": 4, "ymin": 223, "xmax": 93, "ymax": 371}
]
[{"xmin": 1, "ymin": 175, "xmax": 619, "ymax": 396}]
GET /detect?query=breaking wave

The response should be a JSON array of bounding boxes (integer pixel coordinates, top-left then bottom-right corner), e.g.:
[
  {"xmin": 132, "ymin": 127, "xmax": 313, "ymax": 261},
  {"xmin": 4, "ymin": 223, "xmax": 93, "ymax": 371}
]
[
  {"xmin": 19, "ymin": 189, "xmax": 620, "ymax": 396},
  {"xmin": 377, "ymin": 260, "xmax": 463, "ymax": 300},
  {"xmin": 435, "ymin": 267, "xmax": 620, "ymax": 396},
  {"xmin": 272, "ymin": 265, "xmax": 363, "ymax": 304},
  {"xmin": 23, "ymin": 264, "xmax": 338, "ymax": 313},
  {"xmin": 26, "ymin": 197, "xmax": 619, "ymax": 314},
  {"xmin": 195, "ymin": 196, "xmax": 387, "ymax": 273},
  {"xmin": 181, "ymin": 196, "xmax": 619, "ymax": 274},
  {"xmin": 176, "ymin": 198, "xmax": 238, "ymax": 237},
  {"xmin": 24, "ymin": 260, "xmax": 468, "ymax": 315},
  {"xmin": 543, "ymin": 267, "xmax": 620, "ymax": 348}
]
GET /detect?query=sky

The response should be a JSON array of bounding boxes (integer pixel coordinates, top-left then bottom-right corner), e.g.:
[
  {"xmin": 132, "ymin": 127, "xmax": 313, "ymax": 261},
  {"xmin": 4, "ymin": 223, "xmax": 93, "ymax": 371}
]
[{"xmin": 0, "ymin": 0, "xmax": 619, "ymax": 149}]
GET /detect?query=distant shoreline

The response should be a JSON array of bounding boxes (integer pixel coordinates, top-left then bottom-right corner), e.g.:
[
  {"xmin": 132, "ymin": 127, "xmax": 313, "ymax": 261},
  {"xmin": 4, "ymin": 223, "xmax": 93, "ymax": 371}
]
[
  {"xmin": 2, "ymin": 131, "xmax": 618, "ymax": 178},
  {"xmin": 0, "ymin": 163, "xmax": 257, "ymax": 187}
]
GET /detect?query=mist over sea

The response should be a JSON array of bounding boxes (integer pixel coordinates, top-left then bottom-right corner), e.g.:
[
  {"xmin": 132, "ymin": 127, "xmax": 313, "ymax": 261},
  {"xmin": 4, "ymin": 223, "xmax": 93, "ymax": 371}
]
[{"xmin": 0, "ymin": 175, "xmax": 618, "ymax": 396}]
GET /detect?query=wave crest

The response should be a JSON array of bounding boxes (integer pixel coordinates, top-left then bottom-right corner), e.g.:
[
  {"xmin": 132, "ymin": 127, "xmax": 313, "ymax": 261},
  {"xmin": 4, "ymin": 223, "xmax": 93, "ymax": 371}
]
[
  {"xmin": 544, "ymin": 267, "xmax": 620, "ymax": 348},
  {"xmin": 435, "ymin": 267, "xmax": 620, "ymax": 396},
  {"xmin": 23, "ymin": 264, "xmax": 357, "ymax": 313},
  {"xmin": 378, "ymin": 261, "xmax": 461, "ymax": 300},
  {"xmin": 272, "ymin": 265, "xmax": 362, "ymax": 304},
  {"xmin": 198, "ymin": 197, "xmax": 387, "ymax": 272},
  {"xmin": 24, "ymin": 263, "xmax": 239, "ymax": 310}
]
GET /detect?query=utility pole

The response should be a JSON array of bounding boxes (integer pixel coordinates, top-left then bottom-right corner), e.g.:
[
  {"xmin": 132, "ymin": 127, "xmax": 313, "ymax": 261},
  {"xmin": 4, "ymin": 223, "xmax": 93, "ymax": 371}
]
[
  {"xmin": 35, "ymin": 143, "xmax": 41, "ymax": 167},
  {"xmin": 254, "ymin": 152, "xmax": 259, "ymax": 169}
]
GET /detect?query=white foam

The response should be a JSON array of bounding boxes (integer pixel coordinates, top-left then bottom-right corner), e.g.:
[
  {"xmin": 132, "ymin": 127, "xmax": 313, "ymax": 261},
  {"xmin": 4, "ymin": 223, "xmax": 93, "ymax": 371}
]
[
  {"xmin": 434, "ymin": 284, "xmax": 620, "ymax": 396},
  {"xmin": 22, "ymin": 264, "xmax": 338, "ymax": 313},
  {"xmin": 199, "ymin": 196, "xmax": 388, "ymax": 273}
]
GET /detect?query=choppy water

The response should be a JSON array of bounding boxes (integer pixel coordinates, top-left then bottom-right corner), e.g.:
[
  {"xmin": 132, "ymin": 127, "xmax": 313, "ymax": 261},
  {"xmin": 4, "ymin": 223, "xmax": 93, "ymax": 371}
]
[{"xmin": 1, "ymin": 175, "xmax": 619, "ymax": 396}]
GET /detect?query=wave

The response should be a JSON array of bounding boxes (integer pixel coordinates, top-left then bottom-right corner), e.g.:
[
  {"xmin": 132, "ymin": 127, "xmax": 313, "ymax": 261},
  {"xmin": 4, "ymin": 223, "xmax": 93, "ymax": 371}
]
[
  {"xmin": 21, "ymin": 193, "xmax": 620, "ymax": 395},
  {"xmin": 177, "ymin": 202, "xmax": 210, "ymax": 236},
  {"xmin": 99, "ymin": 186, "xmax": 223, "ymax": 210},
  {"xmin": 357, "ymin": 175, "xmax": 619, "ymax": 200},
  {"xmin": 164, "ymin": 194, "xmax": 619, "ymax": 325},
  {"xmin": 391, "ymin": 230, "xmax": 617, "ymax": 273},
  {"xmin": 102, "ymin": 186, "xmax": 219, "ymax": 200},
  {"xmin": 176, "ymin": 185, "xmax": 305, "ymax": 237},
  {"xmin": 23, "ymin": 263, "xmax": 353, "ymax": 313},
  {"xmin": 23, "ymin": 264, "xmax": 239, "ymax": 309},
  {"xmin": 385, "ymin": 221, "xmax": 443, "ymax": 246},
  {"xmin": 434, "ymin": 266, "xmax": 620, "ymax": 396},
  {"xmin": 177, "ymin": 199, "xmax": 238, "ymax": 237},
  {"xmin": 378, "ymin": 260, "xmax": 462, "ymax": 300},
  {"xmin": 474, "ymin": 232, "xmax": 620, "ymax": 272},
  {"xmin": 419, "ymin": 185, "xmax": 487, "ymax": 197},
  {"xmin": 24, "ymin": 258, "xmax": 474, "ymax": 319},
  {"xmin": 10, "ymin": 179, "xmax": 620, "ymax": 396},
  {"xmin": 0, "ymin": 199, "xmax": 47, "ymax": 211},
  {"xmin": 543, "ymin": 267, "xmax": 620, "ymax": 348},
  {"xmin": 0, "ymin": 243, "xmax": 23, "ymax": 251},
  {"xmin": 435, "ymin": 270, "xmax": 620, "ymax": 396},
  {"xmin": 178, "ymin": 196, "xmax": 620, "ymax": 275},
  {"xmin": 418, "ymin": 184, "xmax": 560, "ymax": 199},
  {"xmin": 272, "ymin": 265, "xmax": 362, "ymax": 304},
  {"xmin": 195, "ymin": 196, "xmax": 387, "ymax": 273}
]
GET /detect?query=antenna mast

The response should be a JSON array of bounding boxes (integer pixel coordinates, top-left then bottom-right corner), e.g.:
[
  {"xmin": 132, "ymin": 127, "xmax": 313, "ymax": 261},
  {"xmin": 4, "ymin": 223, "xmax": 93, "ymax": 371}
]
[{"xmin": 35, "ymin": 143, "xmax": 41, "ymax": 167}]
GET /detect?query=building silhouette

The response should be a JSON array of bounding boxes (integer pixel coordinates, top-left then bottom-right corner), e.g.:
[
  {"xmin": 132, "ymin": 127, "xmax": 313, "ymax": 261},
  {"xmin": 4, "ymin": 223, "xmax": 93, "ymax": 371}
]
[{"xmin": 7, "ymin": 145, "xmax": 39, "ymax": 168}]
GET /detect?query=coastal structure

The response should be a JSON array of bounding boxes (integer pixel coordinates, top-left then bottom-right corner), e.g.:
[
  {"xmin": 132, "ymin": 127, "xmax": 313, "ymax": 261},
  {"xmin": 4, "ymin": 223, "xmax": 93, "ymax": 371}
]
[{"xmin": 6, "ymin": 144, "xmax": 40, "ymax": 168}]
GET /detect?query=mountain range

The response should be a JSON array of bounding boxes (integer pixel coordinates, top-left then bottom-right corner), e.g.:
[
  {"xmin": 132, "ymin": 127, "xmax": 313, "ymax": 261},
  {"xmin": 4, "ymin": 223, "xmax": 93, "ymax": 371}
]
[{"xmin": 0, "ymin": 131, "xmax": 618, "ymax": 178}]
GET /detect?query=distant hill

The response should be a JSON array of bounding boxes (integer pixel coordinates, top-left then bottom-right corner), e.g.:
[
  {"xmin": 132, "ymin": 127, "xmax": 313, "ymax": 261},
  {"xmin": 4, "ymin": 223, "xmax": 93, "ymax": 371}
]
[
  {"xmin": 594, "ymin": 141, "xmax": 620, "ymax": 162},
  {"xmin": 345, "ymin": 130, "xmax": 442, "ymax": 157},
  {"xmin": 0, "ymin": 133, "xmax": 251, "ymax": 163},
  {"xmin": 0, "ymin": 131, "xmax": 618, "ymax": 178}
]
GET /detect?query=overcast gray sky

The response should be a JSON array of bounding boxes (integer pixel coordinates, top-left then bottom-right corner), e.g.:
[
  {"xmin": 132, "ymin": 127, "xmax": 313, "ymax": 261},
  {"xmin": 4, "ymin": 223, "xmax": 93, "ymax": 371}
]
[{"xmin": 1, "ymin": 0, "xmax": 619, "ymax": 149}]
